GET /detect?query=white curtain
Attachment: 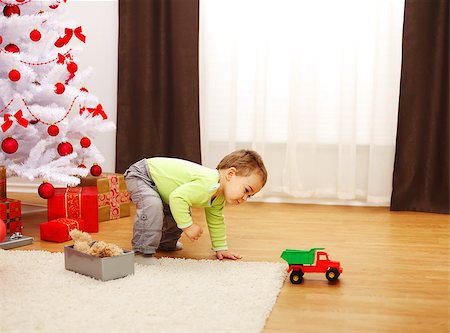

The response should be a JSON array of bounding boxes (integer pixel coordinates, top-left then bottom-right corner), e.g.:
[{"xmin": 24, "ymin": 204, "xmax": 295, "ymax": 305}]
[{"xmin": 199, "ymin": 0, "xmax": 405, "ymax": 206}]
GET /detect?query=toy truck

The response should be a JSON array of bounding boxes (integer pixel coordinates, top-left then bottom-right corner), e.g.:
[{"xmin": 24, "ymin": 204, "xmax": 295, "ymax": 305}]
[{"xmin": 280, "ymin": 248, "xmax": 343, "ymax": 284}]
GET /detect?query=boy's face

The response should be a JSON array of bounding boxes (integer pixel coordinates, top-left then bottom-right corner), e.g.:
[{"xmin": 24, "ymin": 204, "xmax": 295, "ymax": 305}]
[{"xmin": 223, "ymin": 168, "xmax": 264, "ymax": 205}]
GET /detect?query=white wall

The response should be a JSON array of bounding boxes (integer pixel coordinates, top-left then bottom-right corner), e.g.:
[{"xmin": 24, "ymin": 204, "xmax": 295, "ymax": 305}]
[{"xmin": 9, "ymin": 0, "xmax": 119, "ymax": 193}]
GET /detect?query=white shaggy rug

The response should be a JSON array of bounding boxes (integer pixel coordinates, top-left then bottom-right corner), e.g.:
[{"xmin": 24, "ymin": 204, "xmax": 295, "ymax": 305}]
[{"xmin": 0, "ymin": 250, "xmax": 286, "ymax": 333}]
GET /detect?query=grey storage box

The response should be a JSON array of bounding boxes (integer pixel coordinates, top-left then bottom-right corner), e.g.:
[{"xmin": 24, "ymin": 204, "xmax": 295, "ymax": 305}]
[{"xmin": 64, "ymin": 245, "xmax": 134, "ymax": 281}]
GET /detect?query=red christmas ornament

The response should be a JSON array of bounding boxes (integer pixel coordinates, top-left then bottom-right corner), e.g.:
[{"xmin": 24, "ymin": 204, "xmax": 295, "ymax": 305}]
[
  {"xmin": 5, "ymin": 44, "xmax": 19, "ymax": 53},
  {"xmin": 80, "ymin": 87, "xmax": 89, "ymax": 92},
  {"xmin": 49, "ymin": 4, "xmax": 59, "ymax": 9},
  {"xmin": 66, "ymin": 62, "xmax": 78, "ymax": 74},
  {"xmin": 17, "ymin": 0, "xmax": 26, "ymax": 2},
  {"xmin": 90, "ymin": 164, "xmax": 102, "ymax": 176},
  {"xmin": 8, "ymin": 69, "xmax": 20, "ymax": 82},
  {"xmin": 2, "ymin": 137, "xmax": 18, "ymax": 154},
  {"xmin": 5, "ymin": 43, "xmax": 20, "ymax": 53},
  {"xmin": 78, "ymin": 164, "xmax": 86, "ymax": 168},
  {"xmin": 29, "ymin": 119, "xmax": 39, "ymax": 125},
  {"xmin": 3, "ymin": 5, "xmax": 20, "ymax": 17},
  {"xmin": 48, "ymin": 124, "xmax": 59, "ymax": 136},
  {"xmin": 54, "ymin": 82, "xmax": 65, "ymax": 94},
  {"xmin": 57, "ymin": 141, "xmax": 73, "ymax": 156},
  {"xmin": 38, "ymin": 182, "xmax": 55, "ymax": 199},
  {"xmin": 30, "ymin": 29, "xmax": 41, "ymax": 42},
  {"xmin": 80, "ymin": 136, "xmax": 91, "ymax": 148},
  {"xmin": 0, "ymin": 35, "xmax": 2, "ymax": 45}
]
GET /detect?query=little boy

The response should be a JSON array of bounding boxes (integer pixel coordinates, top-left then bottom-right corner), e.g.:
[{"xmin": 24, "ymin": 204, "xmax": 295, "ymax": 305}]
[{"xmin": 124, "ymin": 149, "xmax": 267, "ymax": 260}]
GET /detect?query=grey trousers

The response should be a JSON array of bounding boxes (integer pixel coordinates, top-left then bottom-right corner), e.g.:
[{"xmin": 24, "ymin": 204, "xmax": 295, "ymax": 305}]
[{"xmin": 124, "ymin": 159, "xmax": 182, "ymax": 254}]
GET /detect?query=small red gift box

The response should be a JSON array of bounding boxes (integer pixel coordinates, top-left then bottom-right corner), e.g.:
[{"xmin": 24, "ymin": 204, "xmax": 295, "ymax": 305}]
[
  {"xmin": 0, "ymin": 198, "xmax": 22, "ymax": 234},
  {"xmin": 40, "ymin": 218, "xmax": 85, "ymax": 243},
  {"xmin": 47, "ymin": 187, "xmax": 98, "ymax": 232}
]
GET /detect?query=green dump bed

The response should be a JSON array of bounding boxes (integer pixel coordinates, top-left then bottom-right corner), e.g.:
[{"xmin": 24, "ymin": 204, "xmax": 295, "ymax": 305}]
[{"xmin": 280, "ymin": 248, "xmax": 325, "ymax": 265}]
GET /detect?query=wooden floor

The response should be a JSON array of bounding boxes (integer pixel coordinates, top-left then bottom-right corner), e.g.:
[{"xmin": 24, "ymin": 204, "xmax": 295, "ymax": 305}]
[{"xmin": 8, "ymin": 192, "xmax": 450, "ymax": 333}]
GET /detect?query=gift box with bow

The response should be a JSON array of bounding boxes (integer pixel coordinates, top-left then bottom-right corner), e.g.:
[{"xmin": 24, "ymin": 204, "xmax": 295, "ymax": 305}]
[
  {"xmin": 80, "ymin": 173, "xmax": 130, "ymax": 222},
  {"xmin": 40, "ymin": 218, "xmax": 85, "ymax": 243},
  {"xmin": 47, "ymin": 187, "xmax": 98, "ymax": 232},
  {"xmin": 0, "ymin": 198, "xmax": 22, "ymax": 234}
]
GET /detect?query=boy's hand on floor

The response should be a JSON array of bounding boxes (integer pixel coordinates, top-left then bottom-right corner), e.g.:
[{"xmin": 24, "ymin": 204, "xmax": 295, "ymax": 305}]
[
  {"xmin": 183, "ymin": 223, "xmax": 203, "ymax": 241},
  {"xmin": 216, "ymin": 250, "xmax": 242, "ymax": 260}
]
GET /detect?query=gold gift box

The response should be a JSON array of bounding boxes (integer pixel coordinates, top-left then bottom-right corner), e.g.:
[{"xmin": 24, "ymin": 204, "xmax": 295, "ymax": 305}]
[{"xmin": 79, "ymin": 173, "xmax": 130, "ymax": 222}]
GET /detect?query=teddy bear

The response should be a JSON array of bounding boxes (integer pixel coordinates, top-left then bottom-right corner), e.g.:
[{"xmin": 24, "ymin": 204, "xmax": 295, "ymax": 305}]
[{"xmin": 69, "ymin": 229, "xmax": 124, "ymax": 258}]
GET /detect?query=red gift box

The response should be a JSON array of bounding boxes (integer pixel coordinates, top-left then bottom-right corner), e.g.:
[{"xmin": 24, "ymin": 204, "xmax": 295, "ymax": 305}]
[
  {"xmin": 0, "ymin": 198, "xmax": 22, "ymax": 234},
  {"xmin": 47, "ymin": 187, "xmax": 98, "ymax": 232},
  {"xmin": 40, "ymin": 218, "xmax": 85, "ymax": 243}
]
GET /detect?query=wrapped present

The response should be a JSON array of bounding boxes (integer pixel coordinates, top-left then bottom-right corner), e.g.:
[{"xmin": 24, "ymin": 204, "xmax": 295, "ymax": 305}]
[
  {"xmin": 0, "ymin": 165, "xmax": 6, "ymax": 199},
  {"xmin": 47, "ymin": 187, "xmax": 98, "ymax": 232},
  {"xmin": 0, "ymin": 198, "xmax": 22, "ymax": 234},
  {"xmin": 80, "ymin": 173, "xmax": 130, "ymax": 222},
  {"xmin": 40, "ymin": 218, "xmax": 85, "ymax": 243}
]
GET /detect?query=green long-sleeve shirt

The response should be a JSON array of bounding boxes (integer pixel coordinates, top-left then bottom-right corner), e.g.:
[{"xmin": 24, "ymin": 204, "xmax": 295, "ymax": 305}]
[{"xmin": 147, "ymin": 157, "xmax": 227, "ymax": 251}]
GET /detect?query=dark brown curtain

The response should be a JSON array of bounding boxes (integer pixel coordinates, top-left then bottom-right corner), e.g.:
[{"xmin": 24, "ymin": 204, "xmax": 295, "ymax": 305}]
[
  {"xmin": 116, "ymin": 0, "xmax": 201, "ymax": 173},
  {"xmin": 391, "ymin": 0, "xmax": 449, "ymax": 213}
]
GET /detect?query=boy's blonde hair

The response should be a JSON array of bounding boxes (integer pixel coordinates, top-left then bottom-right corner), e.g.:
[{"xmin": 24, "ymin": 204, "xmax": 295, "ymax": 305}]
[{"xmin": 216, "ymin": 149, "xmax": 268, "ymax": 186}]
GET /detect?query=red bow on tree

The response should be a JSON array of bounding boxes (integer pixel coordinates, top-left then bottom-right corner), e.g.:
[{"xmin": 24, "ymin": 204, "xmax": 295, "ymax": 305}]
[
  {"xmin": 1, "ymin": 110, "xmax": 29, "ymax": 132},
  {"xmin": 57, "ymin": 52, "xmax": 72, "ymax": 64},
  {"xmin": 65, "ymin": 72, "xmax": 75, "ymax": 85},
  {"xmin": 55, "ymin": 27, "xmax": 86, "ymax": 48},
  {"xmin": 80, "ymin": 104, "xmax": 108, "ymax": 120}
]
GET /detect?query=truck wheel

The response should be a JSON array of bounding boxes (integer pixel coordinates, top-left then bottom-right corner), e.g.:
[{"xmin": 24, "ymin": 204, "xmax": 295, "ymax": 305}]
[
  {"xmin": 326, "ymin": 268, "xmax": 340, "ymax": 282},
  {"xmin": 290, "ymin": 270, "xmax": 304, "ymax": 284}
]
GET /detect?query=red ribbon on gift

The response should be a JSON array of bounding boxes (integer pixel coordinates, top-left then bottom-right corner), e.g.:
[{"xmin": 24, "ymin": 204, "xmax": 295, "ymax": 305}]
[
  {"xmin": 65, "ymin": 187, "xmax": 82, "ymax": 219},
  {"xmin": 53, "ymin": 218, "xmax": 80, "ymax": 240},
  {"xmin": 119, "ymin": 191, "xmax": 130, "ymax": 204},
  {"xmin": 96, "ymin": 175, "xmax": 120, "ymax": 220},
  {"xmin": 95, "ymin": 175, "xmax": 130, "ymax": 220},
  {"xmin": 55, "ymin": 26, "xmax": 86, "ymax": 48},
  {"xmin": 108, "ymin": 175, "xmax": 120, "ymax": 220},
  {"xmin": 2, "ymin": 110, "xmax": 29, "ymax": 132}
]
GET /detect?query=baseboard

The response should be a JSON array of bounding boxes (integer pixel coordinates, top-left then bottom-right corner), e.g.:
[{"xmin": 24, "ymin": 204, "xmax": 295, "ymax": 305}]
[
  {"xmin": 7, "ymin": 177, "xmax": 68, "ymax": 194},
  {"xmin": 252, "ymin": 196, "xmax": 389, "ymax": 207},
  {"xmin": 7, "ymin": 178, "xmax": 40, "ymax": 193},
  {"xmin": 8, "ymin": 178, "xmax": 389, "ymax": 207}
]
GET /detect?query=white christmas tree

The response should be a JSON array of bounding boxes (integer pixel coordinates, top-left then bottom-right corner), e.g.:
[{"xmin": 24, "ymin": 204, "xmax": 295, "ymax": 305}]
[{"xmin": 0, "ymin": 0, "xmax": 115, "ymax": 198}]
